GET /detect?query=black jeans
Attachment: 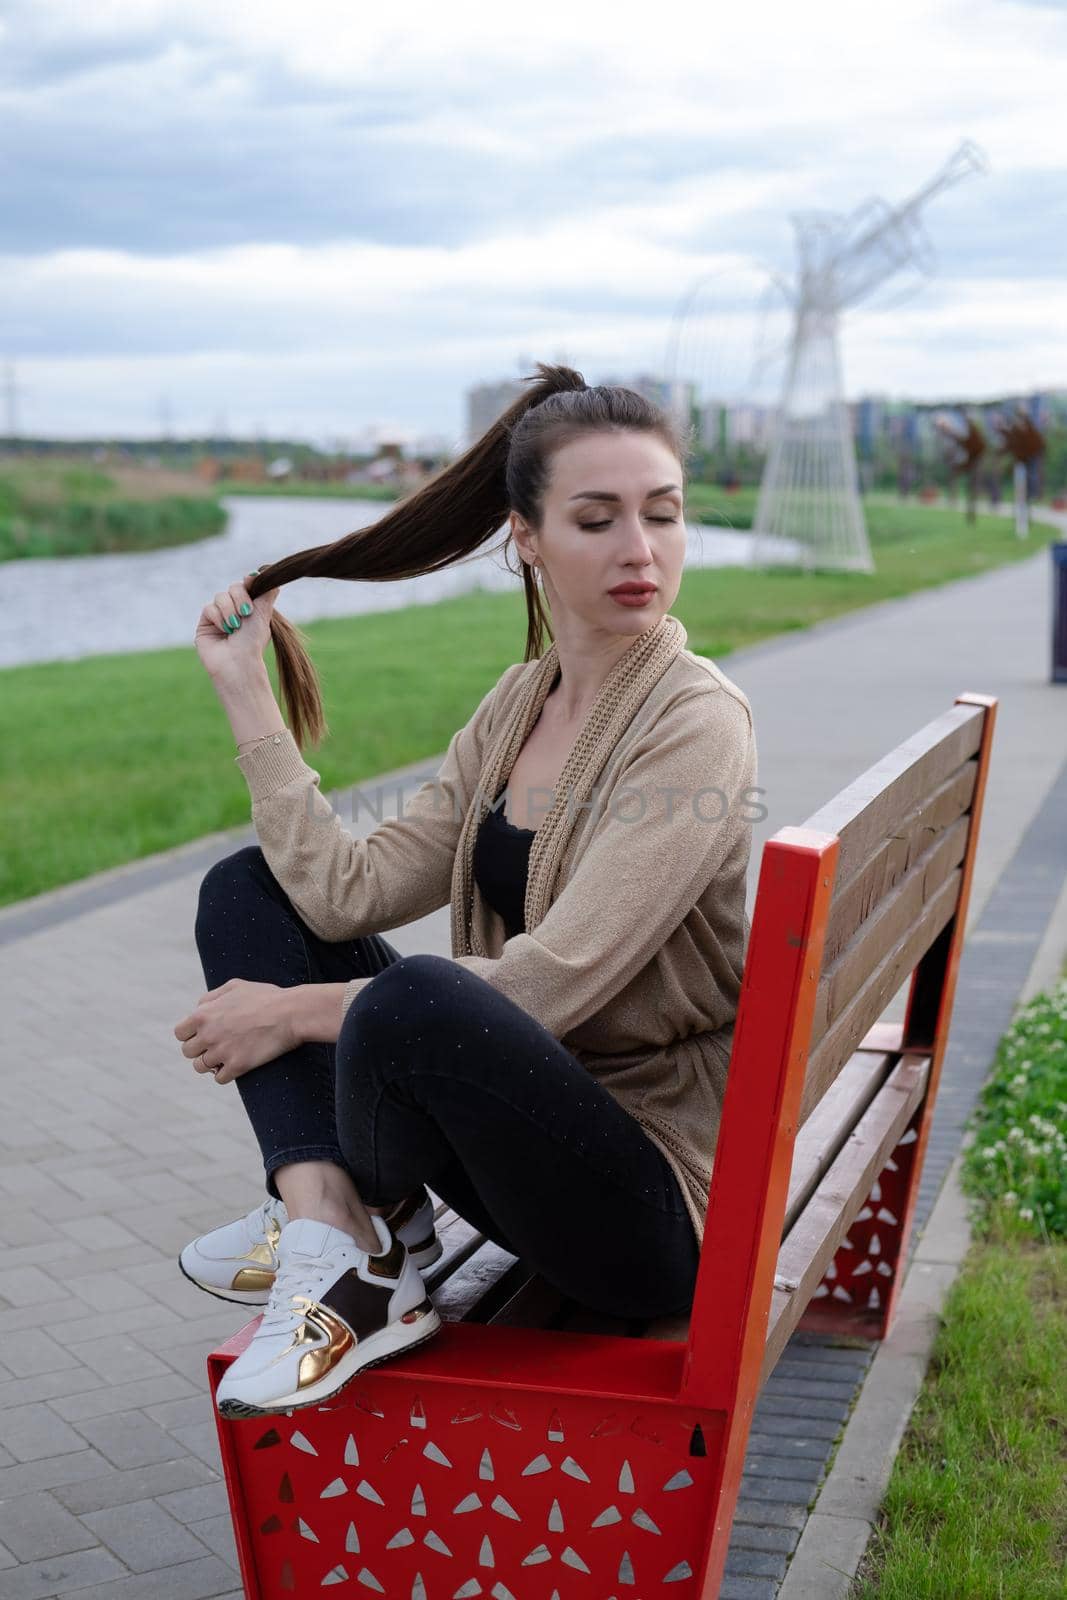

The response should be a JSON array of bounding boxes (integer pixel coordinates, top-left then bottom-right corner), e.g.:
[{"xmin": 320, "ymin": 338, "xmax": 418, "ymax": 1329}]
[{"xmin": 193, "ymin": 844, "xmax": 700, "ymax": 1320}]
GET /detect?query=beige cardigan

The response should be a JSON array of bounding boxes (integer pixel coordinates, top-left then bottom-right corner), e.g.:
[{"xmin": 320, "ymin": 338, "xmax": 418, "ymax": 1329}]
[{"xmin": 234, "ymin": 612, "xmax": 757, "ymax": 1246}]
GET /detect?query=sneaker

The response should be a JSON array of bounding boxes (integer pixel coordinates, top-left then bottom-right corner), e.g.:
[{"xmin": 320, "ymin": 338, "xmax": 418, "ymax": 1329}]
[
  {"xmin": 382, "ymin": 1186, "xmax": 443, "ymax": 1272},
  {"xmin": 179, "ymin": 1196, "xmax": 287, "ymax": 1305},
  {"xmin": 214, "ymin": 1214, "xmax": 441, "ymax": 1418},
  {"xmin": 179, "ymin": 1187, "xmax": 442, "ymax": 1306}
]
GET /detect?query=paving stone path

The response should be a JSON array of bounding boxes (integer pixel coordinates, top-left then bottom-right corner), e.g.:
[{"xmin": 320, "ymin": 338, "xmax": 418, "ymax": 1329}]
[{"xmin": 2, "ymin": 525, "xmax": 1065, "ymax": 1598}]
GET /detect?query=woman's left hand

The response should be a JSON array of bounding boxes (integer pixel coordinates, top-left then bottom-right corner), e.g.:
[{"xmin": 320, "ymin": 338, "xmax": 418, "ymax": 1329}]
[{"xmin": 174, "ymin": 979, "xmax": 298, "ymax": 1085}]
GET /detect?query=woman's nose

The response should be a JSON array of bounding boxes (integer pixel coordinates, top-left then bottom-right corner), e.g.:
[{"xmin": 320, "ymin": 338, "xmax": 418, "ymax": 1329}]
[{"xmin": 622, "ymin": 522, "xmax": 655, "ymax": 561}]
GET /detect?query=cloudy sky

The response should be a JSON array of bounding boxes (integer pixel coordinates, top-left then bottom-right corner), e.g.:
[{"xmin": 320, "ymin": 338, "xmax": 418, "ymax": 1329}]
[{"xmin": 4, "ymin": 0, "xmax": 1066, "ymax": 446}]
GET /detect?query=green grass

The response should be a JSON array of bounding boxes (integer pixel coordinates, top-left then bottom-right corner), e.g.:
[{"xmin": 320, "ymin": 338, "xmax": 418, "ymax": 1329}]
[
  {"xmin": 0, "ymin": 502, "xmax": 1059, "ymax": 907},
  {"xmin": 850, "ymin": 1227, "xmax": 1067, "ymax": 1598},
  {"xmin": 686, "ymin": 482, "xmax": 759, "ymax": 525},
  {"xmin": 0, "ymin": 459, "xmax": 226, "ymax": 560},
  {"xmin": 0, "ymin": 590, "xmax": 528, "ymax": 905},
  {"xmin": 219, "ymin": 479, "xmax": 401, "ymax": 500},
  {"xmin": 850, "ymin": 975, "xmax": 1067, "ymax": 1597},
  {"xmin": 682, "ymin": 483, "xmax": 1016, "ymax": 530}
]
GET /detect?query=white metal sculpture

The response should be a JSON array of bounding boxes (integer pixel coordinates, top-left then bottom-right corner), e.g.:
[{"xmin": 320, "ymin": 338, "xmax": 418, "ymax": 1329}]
[{"xmin": 751, "ymin": 141, "xmax": 987, "ymax": 572}]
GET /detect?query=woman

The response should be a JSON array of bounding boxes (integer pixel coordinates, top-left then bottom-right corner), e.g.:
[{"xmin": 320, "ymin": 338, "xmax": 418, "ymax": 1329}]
[{"xmin": 174, "ymin": 364, "xmax": 758, "ymax": 1420}]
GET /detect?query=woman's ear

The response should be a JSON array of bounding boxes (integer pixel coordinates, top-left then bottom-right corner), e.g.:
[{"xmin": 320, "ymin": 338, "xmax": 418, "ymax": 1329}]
[{"xmin": 509, "ymin": 511, "xmax": 538, "ymax": 575}]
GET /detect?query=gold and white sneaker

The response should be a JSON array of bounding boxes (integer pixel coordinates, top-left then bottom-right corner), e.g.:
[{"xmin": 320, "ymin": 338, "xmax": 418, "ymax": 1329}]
[
  {"xmin": 179, "ymin": 1196, "xmax": 287, "ymax": 1305},
  {"xmin": 214, "ymin": 1214, "xmax": 441, "ymax": 1418},
  {"xmin": 380, "ymin": 1186, "xmax": 443, "ymax": 1272},
  {"xmin": 179, "ymin": 1188, "xmax": 442, "ymax": 1306}
]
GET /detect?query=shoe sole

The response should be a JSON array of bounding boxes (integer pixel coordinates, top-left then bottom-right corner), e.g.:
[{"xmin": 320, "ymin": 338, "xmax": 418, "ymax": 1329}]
[
  {"xmin": 405, "ymin": 1231, "xmax": 444, "ymax": 1272},
  {"xmin": 177, "ymin": 1253, "xmax": 272, "ymax": 1306},
  {"xmin": 216, "ymin": 1299, "xmax": 443, "ymax": 1419},
  {"xmin": 178, "ymin": 1230, "xmax": 443, "ymax": 1306}
]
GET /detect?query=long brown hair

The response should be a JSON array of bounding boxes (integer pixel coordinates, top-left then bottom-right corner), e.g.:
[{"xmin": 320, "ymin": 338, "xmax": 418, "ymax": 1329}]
[{"xmin": 248, "ymin": 361, "xmax": 692, "ymax": 749}]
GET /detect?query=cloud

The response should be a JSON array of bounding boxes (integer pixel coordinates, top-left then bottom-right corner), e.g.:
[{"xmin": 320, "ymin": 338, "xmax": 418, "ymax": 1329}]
[{"xmin": 4, "ymin": 0, "xmax": 1067, "ymax": 437}]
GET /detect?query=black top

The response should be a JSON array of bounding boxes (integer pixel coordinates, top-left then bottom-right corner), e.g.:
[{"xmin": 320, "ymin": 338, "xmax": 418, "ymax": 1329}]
[{"xmin": 472, "ymin": 788, "xmax": 535, "ymax": 939}]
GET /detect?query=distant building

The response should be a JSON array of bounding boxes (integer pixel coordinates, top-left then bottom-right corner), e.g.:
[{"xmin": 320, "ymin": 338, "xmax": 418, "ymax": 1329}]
[
  {"xmin": 599, "ymin": 373, "xmax": 697, "ymax": 432},
  {"xmin": 726, "ymin": 403, "xmax": 774, "ymax": 451},
  {"xmin": 466, "ymin": 380, "xmax": 526, "ymax": 445},
  {"xmin": 413, "ymin": 432, "xmax": 452, "ymax": 462},
  {"xmin": 852, "ymin": 396, "xmax": 888, "ymax": 458},
  {"xmin": 226, "ymin": 456, "xmax": 267, "ymax": 483},
  {"xmin": 700, "ymin": 400, "xmax": 728, "ymax": 454},
  {"xmin": 356, "ymin": 443, "xmax": 429, "ymax": 490}
]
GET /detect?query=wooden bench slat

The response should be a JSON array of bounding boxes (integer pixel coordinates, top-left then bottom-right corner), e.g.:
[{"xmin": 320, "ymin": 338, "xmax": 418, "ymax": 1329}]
[
  {"xmin": 810, "ymin": 814, "xmax": 970, "ymax": 1049},
  {"xmin": 429, "ymin": 1236, "xmax": 521, "ymax": 1320},
  {"xmin": 821, "ymin": 760, "xmax": 977, "ymax": 967},
  {"xmin": 802, "ymin": 703, "xmax": 983, "ymax": 885},
  {"xmin": 421, "ymin": 1204, "xmax": 578, "ymax": 1329},
  {"xmin": 782, "ymin": 1049, "xmax": 898, "ymax": 1235},
  {"xmin": 856, "ymin": 1021, "xmax": 907, "ymax": 1053},
  {"xmin": 422, "ymin": 1206, "xmax": 489, "ymax": 1284},
  {"xmin": 760, "ymin": 1052, "xmax": 931, "ymax": 1384},
  {"xmin": 482, "ymin": 1268, "xmax": 572, "ymax": 1328},
  {"xmin": 800, "ymin": 868, "xmax": 960, "ymax": 1124}
]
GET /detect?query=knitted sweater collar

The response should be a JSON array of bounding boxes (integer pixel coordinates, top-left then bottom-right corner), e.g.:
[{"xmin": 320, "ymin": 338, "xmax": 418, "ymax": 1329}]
[{"xmin": 451, "ymin": 611, "xmax": 688, "ymax": 957}]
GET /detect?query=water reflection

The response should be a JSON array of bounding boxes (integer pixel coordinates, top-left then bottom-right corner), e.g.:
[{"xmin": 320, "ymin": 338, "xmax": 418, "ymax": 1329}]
[{"xmin": 0, "ymin": 494, "xmax": 759, "ymax": 668}]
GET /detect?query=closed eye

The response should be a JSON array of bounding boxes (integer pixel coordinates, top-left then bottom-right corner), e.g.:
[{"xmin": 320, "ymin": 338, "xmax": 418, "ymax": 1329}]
[{"xmin": 579, "ymin": 516, "xmax": 680, "ymax": 530}]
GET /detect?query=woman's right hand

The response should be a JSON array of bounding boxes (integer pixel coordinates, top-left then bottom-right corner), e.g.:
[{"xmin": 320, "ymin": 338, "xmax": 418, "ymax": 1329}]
[{"xmin": 194, "ymin": 571, "xmax": 280, "ymax": 682}]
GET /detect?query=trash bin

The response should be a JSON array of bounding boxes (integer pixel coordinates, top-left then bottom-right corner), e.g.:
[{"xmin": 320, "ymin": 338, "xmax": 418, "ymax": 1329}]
[{"xmin": 1053, "ymin": 542, "xmax": 1067, "ymax": 683}]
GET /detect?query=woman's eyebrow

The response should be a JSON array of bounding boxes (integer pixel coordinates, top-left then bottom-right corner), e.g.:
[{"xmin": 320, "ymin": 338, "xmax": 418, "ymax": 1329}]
[{"xmin": 568, "ymin": 484, "xmax": 682, "ymax": 502}]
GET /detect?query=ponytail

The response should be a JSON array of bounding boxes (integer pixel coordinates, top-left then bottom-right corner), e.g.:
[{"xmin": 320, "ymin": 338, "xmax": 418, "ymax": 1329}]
[{"xmin": 245, "ymin": 361, "xmax": 687, "ymax": 750}]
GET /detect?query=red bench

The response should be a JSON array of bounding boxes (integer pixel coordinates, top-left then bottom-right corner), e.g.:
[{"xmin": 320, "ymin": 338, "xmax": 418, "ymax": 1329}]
[{"xmin": 209, "ymin": 689, "xmax": 997, "ymax": 1599}]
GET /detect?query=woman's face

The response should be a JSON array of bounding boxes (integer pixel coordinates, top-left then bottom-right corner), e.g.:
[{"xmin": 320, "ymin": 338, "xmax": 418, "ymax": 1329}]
[{"xmin": 511, "ymin": 428, "xmax": 687, "ymax": 641}]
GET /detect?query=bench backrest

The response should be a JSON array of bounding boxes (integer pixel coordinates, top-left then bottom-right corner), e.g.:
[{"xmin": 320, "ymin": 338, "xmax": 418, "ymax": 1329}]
[
  {"xmin": 676, "ymin": 692, "xmax": 997, "ymax": 1409},
  {"xmin": 798, "ymin": 698, "xmax": 987, "ymax": 1124}
]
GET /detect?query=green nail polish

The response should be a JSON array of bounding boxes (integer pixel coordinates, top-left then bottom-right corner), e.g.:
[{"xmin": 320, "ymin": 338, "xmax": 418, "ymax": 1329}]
[
  {"xmin": 239, "ymin": 602, "xmax": 252, "ymax": 616},
  {"xmin": 227, "ymin": 613, "xmax": 240, "ymax": 629}
]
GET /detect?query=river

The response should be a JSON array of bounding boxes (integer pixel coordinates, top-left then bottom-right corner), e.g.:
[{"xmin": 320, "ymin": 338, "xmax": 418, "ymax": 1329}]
[{"xmin": 0, "ymin": 494, "xmax": 759, "ymax": 669}]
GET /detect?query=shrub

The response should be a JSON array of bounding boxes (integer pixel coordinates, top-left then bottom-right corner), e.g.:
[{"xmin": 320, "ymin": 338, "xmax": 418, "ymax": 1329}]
[{"xmin": 960, "ymin": 977, "xmax": 1067, "ymax": 1242}]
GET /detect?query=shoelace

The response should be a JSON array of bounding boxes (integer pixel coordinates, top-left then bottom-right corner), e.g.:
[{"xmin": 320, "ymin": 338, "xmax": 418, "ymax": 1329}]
[
  {"xmin": 245, "ymin": 1196, "xmax": 285, "ymax": 1246},
  {"xmin": 259, "ymin": 1252, "xmax": 342, "ymax": 1333}
]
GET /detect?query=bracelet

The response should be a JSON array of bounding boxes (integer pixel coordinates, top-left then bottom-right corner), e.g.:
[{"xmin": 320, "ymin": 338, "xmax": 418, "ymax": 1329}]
[{"xmin": 237, "ymin": 729, "xmax": 286, "ymax": 753}]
